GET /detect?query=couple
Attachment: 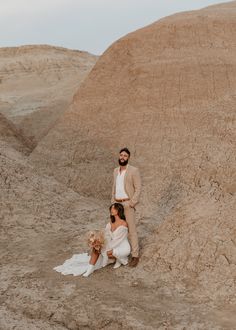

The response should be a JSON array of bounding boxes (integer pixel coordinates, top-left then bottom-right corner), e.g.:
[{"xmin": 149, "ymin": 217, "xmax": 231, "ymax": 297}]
[{"xmin": 54, "ymin": 147, "xmax": 141, "ymax": 277}]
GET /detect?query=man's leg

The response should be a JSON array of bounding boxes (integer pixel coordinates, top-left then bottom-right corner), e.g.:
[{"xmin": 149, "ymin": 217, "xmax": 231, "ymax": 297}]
[{"xmin": 123, "ymin": 203, "xmax": 139, "ymax": 258}]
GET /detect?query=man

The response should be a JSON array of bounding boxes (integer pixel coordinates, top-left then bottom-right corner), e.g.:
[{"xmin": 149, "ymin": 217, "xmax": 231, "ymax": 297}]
[{"xmin": 111, "ymin": 147, "xmax": 141, "ymax": 267}]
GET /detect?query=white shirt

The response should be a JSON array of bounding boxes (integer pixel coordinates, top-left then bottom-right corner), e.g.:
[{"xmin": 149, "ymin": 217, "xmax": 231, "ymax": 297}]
[{"xmin": 115, "ymin": 167, "xmax": 129, "ymax": 199}]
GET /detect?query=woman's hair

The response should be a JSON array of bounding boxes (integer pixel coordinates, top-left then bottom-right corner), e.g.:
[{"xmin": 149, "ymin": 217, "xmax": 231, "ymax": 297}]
[{"xmin": 109, "ymin": 203, "xmax": 126, "ymax": 223}]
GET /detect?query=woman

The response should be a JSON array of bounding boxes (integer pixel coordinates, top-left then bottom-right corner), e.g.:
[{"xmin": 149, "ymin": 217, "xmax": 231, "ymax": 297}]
[{"xmin": 54, "ymin": 203, "xmax": 131, "ymax": 277}]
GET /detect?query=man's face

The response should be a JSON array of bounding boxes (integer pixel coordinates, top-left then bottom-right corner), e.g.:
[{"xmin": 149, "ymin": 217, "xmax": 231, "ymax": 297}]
[{"xmin": 119, "ymin": 151, "xmax": 129, "ymax": 166}]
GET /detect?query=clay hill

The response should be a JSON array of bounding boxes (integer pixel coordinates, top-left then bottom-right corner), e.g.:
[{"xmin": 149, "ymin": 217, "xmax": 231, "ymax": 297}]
[
  {"xmin": 0, "ymin": 45, "xmax": 98, "ymax": 147},
  {"xmin": 1, "ymin": 1, "xmax": 236, "ymax": 329},
  {"xmin": 30, "ymin": 0, "xmax": 236, "ymax": 303},
  {"xmin": 31, "ymin": 2, "xmax": 236, "ymax": 201}
]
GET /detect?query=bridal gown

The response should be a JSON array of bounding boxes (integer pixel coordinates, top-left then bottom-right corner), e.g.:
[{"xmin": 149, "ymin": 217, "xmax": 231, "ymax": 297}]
[{"xmin": 53, "ymin": 223, "xmax": 131, "ymax": 276}]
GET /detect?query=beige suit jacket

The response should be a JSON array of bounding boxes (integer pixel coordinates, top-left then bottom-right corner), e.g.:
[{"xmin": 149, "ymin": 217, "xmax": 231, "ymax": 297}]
[{"xmin": 111, "ymin": 165, "xmax": 141, "ymax": 207}]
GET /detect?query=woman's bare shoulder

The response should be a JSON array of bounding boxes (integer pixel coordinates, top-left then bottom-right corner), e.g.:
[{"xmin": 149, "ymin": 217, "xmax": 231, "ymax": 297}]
[{"xmin": 120, "ymin": 220, "xmax": 128, "ymax": 227}]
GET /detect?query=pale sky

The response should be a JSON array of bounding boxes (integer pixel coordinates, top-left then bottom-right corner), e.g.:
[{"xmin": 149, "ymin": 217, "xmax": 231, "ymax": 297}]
[{"xmin": 0, "ymin": 0, "xmax": 231, "ymax": 55}]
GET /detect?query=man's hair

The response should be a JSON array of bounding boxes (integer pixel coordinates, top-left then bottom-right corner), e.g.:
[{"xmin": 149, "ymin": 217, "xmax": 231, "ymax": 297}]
[{"xmin": 119, "ymin": 147, "xmax": 130, "ymax": 156}]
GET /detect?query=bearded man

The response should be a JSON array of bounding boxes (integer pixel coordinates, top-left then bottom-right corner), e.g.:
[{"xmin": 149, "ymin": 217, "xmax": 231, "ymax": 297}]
[{"xmin": 111, "ymin": 147, "xmax": 141, "ymax": 267}]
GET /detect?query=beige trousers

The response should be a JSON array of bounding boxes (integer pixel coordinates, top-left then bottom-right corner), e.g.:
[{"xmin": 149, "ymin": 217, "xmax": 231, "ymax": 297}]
[{"xmin": 122, "ymin": 201, "xmax": 139, "ymax": 257}]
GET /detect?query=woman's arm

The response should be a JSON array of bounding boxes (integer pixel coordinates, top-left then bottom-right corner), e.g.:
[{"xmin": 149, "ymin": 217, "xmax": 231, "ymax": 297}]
[{"xmin": 109, "ymin": 227, "xmax": 128, "ymax": 250}]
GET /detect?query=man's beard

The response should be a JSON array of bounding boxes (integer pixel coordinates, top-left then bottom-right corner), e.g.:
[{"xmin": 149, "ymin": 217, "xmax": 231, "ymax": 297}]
[{"xmin": 119, "ymin": 159, "xmax": 128, "ymax": 166}]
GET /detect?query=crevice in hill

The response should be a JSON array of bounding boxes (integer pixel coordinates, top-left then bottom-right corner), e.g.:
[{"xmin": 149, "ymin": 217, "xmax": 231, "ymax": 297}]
[{"xmin": 0, "ymin": 112, "xmax": 35, "ymax": 154}]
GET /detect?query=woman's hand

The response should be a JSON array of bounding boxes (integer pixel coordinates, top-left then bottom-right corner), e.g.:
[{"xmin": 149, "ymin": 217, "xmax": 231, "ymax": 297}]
[{"xmin": 107, "ymin": 250, "xmax": 113, "ymax": 258}]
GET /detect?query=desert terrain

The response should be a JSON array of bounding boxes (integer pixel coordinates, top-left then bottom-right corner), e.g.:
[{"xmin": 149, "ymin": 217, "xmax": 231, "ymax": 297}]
[
  {"xmin": 0, "ymin": 45, "xmax": 98, "ymax": 148},
  {"xmin": 1, "ymin": 1, "xmax": 236, "ymax": 329}
]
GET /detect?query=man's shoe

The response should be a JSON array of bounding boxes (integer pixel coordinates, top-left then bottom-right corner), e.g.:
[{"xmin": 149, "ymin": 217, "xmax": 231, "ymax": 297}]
[{"xmin": 129, "ymin": 257, "xmax": 139, "ymax": 267}]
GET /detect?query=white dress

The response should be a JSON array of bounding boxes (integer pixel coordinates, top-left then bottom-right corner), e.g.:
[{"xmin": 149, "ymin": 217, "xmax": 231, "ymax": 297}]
[{"xmin": 53, "ymin": 223, "xmax": 131, "ymax": 276}]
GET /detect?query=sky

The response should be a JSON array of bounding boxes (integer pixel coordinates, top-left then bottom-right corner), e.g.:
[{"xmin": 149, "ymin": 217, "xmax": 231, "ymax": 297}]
[{"xmin": 0, "ymin": 0, "xmax": 231, "ymax": 55}]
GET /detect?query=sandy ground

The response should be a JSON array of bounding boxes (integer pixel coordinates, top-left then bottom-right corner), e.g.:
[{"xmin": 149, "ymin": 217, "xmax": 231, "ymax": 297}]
[
  {"xmin": 1, "ymin": 217, "xmax": 236, "ymax": 330},
  {"xmin": 0, "ymin": 146, "xmax": 235, "ymax": 330},
  {"xmin": 0, "ymin": 144, "xmax": 235, "ymax": 329}
]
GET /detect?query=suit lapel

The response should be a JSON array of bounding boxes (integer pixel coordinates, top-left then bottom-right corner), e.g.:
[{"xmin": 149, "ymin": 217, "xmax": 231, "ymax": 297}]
[
  {"xmin": 124, "ymin": 165, "xmax": 130, "ymax": 195},
  {"xmin": 115, "ymin": 167, "xmax": 119, "ymax": 179}
]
